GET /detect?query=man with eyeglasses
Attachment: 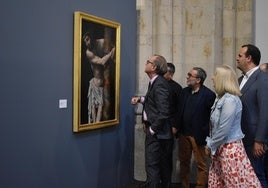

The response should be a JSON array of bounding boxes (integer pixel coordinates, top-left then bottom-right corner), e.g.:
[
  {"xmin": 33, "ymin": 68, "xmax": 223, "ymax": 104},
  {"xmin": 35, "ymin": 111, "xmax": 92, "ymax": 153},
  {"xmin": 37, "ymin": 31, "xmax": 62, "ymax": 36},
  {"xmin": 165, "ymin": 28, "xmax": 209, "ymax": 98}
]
[
  {"xmin": 131, "ymin": 55, "xmax": 174, "ymax": 188},
  {"xmin": 176, "ymin": 67, "xmax": 215, "ymax": 188}
]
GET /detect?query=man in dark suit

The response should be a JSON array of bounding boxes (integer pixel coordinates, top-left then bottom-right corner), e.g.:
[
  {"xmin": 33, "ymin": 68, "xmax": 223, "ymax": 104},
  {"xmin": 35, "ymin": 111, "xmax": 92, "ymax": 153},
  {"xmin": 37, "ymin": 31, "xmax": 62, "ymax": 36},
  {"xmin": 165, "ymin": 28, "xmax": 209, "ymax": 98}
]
[
  {"xmin": 260, "ymin": 62, "xmax": 268, "ymax": 183},
  {"xmin": 164, "ymin": 63, "xmax": 182, "ymax": 136},
  {"xmin": 176, "ymin": 67, "xmax": 216, "ymax": 188},
  {"xmin": 237, "ymin": 44, "xmax": 268, "ymax": 188},
  {"xmin": 131, "ymin": 55, "xmax": 173, "ymax": 188}
]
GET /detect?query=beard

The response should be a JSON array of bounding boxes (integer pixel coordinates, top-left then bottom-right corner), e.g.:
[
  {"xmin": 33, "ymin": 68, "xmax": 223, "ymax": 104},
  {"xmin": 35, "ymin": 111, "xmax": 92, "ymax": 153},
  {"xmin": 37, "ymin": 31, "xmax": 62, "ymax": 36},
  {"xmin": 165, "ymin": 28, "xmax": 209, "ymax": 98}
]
[{"xmin": 187, "ymin": 81, "xmax": 196, "ymax": 88}]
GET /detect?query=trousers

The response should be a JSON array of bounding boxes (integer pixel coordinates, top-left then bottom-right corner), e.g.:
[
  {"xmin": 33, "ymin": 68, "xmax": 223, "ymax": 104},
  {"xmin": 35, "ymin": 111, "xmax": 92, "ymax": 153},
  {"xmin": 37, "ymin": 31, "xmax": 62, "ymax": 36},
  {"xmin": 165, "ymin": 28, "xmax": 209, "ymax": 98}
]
[
  {"xmin": 245, "ymin": 145, "xmax": 268, "ymax": 188},
  {"xmin": 145, "ymin": 127, "xmax": 174, "ymax": 188},
  {"xmin": 178, "ymin": 135, "xmax": 208, "ymax": 188}
]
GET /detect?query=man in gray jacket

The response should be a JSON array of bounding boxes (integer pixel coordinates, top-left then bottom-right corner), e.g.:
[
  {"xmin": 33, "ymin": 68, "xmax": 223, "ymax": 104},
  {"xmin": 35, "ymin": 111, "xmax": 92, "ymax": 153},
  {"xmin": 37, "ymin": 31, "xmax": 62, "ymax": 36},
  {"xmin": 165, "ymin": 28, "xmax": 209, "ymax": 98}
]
[{"xmin": 237, "ymin": 44, "xmax": 268, "ymax": 188}]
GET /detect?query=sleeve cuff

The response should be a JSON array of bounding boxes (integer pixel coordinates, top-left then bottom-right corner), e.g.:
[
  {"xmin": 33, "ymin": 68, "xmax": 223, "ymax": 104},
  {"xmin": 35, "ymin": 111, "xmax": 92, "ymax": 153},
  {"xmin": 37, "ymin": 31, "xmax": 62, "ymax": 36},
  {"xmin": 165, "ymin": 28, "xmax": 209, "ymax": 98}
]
[{"xmin": 149, "ymin": 127, "xmax": 155, "ymax": 135}]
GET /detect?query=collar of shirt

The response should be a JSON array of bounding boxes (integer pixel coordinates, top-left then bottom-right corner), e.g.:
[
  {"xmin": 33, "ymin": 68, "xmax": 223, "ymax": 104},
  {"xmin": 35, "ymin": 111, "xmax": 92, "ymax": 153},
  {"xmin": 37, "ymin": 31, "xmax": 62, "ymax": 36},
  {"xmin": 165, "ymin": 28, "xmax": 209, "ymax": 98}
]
[
  {"xmin": 240, "ymin": 66, "xmax": 258, "ymax": 90},
  {"xmin": 191, "ymin": 87, "xmax": 200, "ymax": 94},
  {"xmin": 244, "ymin": 66, "xmax": 259, "ymax": 78},
  {"xmin": 150, "ymin": 75, "xmax": 158, "ymax": 85}
]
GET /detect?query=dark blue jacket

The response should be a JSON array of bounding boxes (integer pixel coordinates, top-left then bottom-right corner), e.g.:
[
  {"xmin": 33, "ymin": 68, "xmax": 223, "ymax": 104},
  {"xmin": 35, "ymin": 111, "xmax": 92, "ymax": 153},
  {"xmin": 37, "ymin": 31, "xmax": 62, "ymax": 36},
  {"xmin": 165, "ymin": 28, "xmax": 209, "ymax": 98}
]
[{"xmin": 176, "ymin": 85, "xmax": 216, "ymax": 145}]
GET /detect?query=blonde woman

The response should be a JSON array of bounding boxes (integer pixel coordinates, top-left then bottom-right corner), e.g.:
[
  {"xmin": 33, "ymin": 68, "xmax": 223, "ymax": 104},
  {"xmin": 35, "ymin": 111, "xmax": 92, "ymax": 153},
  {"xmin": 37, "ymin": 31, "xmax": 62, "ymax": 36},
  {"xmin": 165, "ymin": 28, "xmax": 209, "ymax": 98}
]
[{"xmin": 205, "ymin": 65, "xmax": 261, "ymax": 187}]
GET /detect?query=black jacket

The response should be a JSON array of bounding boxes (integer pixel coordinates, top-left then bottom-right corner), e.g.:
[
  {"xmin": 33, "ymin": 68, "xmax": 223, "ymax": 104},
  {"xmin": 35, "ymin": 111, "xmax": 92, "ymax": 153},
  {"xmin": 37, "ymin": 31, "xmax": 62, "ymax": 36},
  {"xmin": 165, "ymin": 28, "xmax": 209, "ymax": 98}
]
[
  {"xmin": 176, "ymin": 85, "xmax": 216, "ymax": 145},
  {"xmin": 143, "ymin": 76, "xmax": 173, "ymax": 139}
]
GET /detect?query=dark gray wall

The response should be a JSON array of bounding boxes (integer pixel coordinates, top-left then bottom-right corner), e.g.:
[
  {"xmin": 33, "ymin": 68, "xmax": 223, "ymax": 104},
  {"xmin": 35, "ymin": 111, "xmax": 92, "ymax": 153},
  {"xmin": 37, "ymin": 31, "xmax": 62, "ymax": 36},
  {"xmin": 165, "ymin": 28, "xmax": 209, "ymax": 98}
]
[{"xmin": 0, "ymin": 1, "xmax": 136, "ymax": 187}]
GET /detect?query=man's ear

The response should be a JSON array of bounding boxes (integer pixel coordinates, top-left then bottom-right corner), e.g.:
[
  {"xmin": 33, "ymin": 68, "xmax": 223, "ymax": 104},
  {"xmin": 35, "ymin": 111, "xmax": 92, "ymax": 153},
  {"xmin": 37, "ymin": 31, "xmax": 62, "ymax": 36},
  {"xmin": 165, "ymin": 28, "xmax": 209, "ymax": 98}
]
[
  {"xmin": 196, "ymin": 77, "xmax": 201, "ymax": 84},
  {"xmin": 151, "ymin": 64, "xmax": 157, "ymax": 72},
  {"xmin": 246, "ymin": 55, "xmax": 252, "ymax": 62}
]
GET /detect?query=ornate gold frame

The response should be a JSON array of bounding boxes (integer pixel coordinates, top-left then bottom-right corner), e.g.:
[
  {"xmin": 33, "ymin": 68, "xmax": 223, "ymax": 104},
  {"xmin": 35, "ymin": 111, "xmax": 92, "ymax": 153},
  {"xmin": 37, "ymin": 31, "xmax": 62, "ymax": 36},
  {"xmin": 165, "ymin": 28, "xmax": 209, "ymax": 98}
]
[{"xmin": 73, "ymin": 11, "xmax": 121, "ymax": 132}]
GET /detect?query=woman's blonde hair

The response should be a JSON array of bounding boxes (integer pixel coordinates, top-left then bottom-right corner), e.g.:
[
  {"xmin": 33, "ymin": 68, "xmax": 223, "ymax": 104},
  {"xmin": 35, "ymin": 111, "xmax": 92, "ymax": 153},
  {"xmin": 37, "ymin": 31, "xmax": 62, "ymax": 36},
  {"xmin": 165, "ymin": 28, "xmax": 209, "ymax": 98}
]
[{"xmin": 214, "ymin": 65, "xmax": 242, "ymax": 97}]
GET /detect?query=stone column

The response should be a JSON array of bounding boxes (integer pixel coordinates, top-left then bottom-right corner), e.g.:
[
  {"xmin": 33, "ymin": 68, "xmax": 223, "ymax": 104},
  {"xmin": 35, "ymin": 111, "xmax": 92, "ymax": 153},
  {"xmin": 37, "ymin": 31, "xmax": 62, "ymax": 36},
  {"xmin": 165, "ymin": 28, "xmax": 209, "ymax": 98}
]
[
  {"xmin": 153, "ymin": 0, "xmax": 173, "ymax": 60},
  {"xmin": 134, "ymin": 0, "xmax": 153, "ymax": 181}
]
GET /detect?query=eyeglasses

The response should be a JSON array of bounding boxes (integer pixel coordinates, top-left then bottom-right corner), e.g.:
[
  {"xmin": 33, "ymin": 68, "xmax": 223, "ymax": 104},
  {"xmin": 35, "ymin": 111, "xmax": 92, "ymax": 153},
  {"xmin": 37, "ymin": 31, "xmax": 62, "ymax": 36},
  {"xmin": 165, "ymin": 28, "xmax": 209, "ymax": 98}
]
[
  {"xmin": 146, "ymin": 60, "xmax": 154, "ymax": 65},
  {"xmin": 187, "ymin": 73, "xmax": 199, "ymax": 78}
]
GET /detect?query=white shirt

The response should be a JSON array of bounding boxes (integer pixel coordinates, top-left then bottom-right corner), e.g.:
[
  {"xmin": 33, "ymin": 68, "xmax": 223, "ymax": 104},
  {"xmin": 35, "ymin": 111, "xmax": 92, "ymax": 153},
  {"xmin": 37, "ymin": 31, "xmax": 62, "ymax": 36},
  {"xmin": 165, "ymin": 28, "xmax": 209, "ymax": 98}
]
[{"xmin": 239, "ymin": 66, "xmax": 259, "ymax": 90}]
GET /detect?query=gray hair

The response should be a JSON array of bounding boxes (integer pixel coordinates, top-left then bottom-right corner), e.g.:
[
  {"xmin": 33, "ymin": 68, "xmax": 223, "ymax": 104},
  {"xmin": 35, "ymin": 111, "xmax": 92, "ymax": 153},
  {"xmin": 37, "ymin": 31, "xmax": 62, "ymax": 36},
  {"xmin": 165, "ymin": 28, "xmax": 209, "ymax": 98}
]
[
  {"xmin": 152, "ymin": 54, "xmax": 167, "ymax": 76},
  {"xmin": 193, "ymin": 67, "xmax": 207, "ymax": 85}
]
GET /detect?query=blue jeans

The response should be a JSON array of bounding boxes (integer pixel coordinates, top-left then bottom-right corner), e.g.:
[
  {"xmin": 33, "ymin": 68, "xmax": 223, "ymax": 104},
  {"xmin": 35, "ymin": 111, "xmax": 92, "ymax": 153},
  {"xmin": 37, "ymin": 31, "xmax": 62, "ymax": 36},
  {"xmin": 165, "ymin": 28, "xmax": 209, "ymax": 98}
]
[{"xmin": 245, "ymin": 145, "xmax": 268, "ymax": 188}]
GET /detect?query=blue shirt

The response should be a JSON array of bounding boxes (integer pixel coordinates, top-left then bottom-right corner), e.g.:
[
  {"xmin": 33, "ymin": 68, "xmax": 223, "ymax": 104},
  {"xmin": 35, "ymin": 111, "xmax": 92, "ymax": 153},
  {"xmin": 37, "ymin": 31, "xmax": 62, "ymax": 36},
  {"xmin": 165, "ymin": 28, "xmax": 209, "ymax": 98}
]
[{"xmin": 206, "ymin": 93, "xmax": 244, "ymax": 155}]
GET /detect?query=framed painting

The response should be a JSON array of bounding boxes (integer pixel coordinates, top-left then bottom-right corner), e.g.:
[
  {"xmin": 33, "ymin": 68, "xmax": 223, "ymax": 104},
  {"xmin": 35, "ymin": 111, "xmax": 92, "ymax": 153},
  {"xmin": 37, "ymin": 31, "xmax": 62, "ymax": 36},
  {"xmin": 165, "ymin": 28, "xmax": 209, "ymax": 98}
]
[{"xmin": 73, "ymin": 11, "xmax": 121, "ymax": 132}]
